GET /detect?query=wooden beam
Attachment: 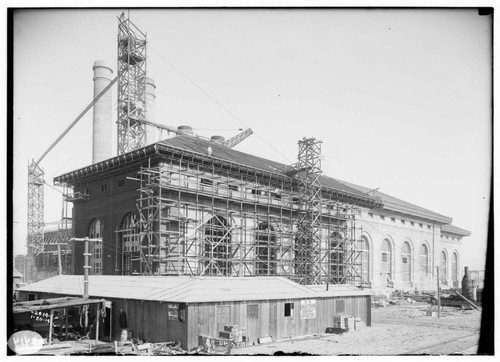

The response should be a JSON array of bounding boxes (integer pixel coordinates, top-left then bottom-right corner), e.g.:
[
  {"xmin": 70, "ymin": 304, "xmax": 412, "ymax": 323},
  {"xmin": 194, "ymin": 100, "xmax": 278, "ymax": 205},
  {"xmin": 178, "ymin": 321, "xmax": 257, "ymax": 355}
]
[
  {"xmin": 95, "ymin": 305, "xmax": 100, "ymax": 344},
  {"xmin": 48, "ymin": 309, "xmax": 54, "ymax": 345}
]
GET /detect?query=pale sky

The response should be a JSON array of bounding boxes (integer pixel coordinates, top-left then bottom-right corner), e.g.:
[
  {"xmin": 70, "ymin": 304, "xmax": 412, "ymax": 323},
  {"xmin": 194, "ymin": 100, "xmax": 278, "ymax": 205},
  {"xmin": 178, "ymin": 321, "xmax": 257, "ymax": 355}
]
[{"xmin": 12, "ymin": 8, "xmax": 492, "ymax": 270}]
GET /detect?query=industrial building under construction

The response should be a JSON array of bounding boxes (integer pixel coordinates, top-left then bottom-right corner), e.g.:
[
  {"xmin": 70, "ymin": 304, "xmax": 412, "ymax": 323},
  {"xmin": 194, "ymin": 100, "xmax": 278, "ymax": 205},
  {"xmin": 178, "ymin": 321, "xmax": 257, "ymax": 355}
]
[
  {"xmin": 24, "ymin": 13, "xmax": 471, "ymax": 291},
  {"xmin": 13, "ymin": 12, "xmax": 479, "ymax": 353}
]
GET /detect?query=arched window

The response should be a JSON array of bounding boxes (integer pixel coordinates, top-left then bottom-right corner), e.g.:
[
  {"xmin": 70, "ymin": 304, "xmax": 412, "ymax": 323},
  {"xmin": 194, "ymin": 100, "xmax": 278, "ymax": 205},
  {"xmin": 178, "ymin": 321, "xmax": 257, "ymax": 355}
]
[
  {"xmin": 380, "ymin": 239, "xmax": 392, "ymax": 282},
  {"xmin": 440, "ymin": 250, "xmax": 447, "ymax": 281},
  {"xmin": 89, "ymin": 219, "xmax": 103, "ymax": 275},
  {"xmin": 121, "ymin": 213, "xmax": 140, "ymax": 275},
  {"xmin": 401, "ymin": 241, "xmax": 412, "ymax": 282},
  {"xmin": 358, "ymin": 237, "xmax": 370, "ymax": 284},
  {"xmin": 255, "ymin": 222, "xmax": 276, "ymax": 276},
  {"xmin": 329, "ymin": 231, "xmax": 345, "ymax": 283},
  {"xmin": 204, "ymin": 216, "xmax": 231, "ymax": 276},
  {"xmin": 419, "ymin": 244, "xmax": 429, "ymax": 278},
  {"xmin": 452, "ymin": 252, "xmax": 459, "ymax": 287}
]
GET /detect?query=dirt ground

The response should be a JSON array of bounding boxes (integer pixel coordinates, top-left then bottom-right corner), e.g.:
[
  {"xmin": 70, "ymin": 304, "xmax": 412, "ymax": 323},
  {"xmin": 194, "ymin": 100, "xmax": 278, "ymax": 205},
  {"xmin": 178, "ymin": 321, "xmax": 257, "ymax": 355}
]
[{"xmin": 234, "ymin": 302, "xmax": 482, "ymax": 356}]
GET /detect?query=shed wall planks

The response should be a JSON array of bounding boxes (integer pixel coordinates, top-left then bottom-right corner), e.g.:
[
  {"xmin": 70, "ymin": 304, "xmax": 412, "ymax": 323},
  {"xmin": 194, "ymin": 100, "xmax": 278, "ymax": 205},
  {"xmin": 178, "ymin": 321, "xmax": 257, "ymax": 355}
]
[{"xmin": 18, "ymin": 291, "xmax": 371, "ymax": 351}]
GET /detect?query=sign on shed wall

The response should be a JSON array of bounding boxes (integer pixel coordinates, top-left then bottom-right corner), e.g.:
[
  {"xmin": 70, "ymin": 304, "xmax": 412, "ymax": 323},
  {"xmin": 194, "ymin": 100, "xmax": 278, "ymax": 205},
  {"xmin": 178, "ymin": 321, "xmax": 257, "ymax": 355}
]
[{"xmin": 300, "ymin": 299, "xmax": 316, "ymax": 319}]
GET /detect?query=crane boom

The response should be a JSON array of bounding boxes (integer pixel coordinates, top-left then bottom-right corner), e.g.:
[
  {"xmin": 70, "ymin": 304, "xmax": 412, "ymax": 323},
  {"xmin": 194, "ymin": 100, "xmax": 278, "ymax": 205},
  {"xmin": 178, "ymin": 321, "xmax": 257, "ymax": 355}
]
[
  {"xmin": 35, "ymin": 75, "xmax": 119, "ymax": 167},
  {"xmin": 141, "ymin": 119, "xmax": 185, "ymax": 136},
  {"xmin": 224, "ymin": 128, "xmax": 253, "ymax": 148},
  {"xmin": 142, "ymin": 119, "xmax": 253, "ymax": 149}
]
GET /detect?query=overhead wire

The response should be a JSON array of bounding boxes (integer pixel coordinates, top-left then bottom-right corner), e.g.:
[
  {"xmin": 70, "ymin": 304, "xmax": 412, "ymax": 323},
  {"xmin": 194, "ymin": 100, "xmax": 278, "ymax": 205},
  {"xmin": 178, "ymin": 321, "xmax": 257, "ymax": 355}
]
[
  {"xmin": 147, "ymin": 45, "xmax": 294, "ymax": 164},
  {"xmin": 149, "ymin": 103, "xmax": 191, "ymax": 125}
]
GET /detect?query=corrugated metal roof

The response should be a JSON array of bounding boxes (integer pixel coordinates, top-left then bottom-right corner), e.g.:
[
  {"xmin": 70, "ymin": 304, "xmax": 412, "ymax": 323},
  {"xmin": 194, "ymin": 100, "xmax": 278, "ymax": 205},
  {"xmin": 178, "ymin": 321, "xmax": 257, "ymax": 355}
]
[
  {"xmin": 305, "ymin": 284, "xmax": 373, "ymax": 297},
  {"xmin": 17, "ymin": 275, "xmax": 371, "ymax": 303},
  {"xmin": 14, "ymin": 297, "xmax": 106, "ymax": 314},
  {"xmin": 441, "ymin": 224, "xmax": 471, "ymax": 236}
]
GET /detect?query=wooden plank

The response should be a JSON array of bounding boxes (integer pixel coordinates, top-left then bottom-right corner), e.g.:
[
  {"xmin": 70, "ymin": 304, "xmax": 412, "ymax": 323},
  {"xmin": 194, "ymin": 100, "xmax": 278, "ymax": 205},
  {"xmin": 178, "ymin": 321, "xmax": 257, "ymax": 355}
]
[
  {"xmin": 209, "ymin": 304, "xmax": 216, "ymax": 338},
  {"xmin": 186, "ymin": 305, "xmax": 194, "ymax": 350},
  {"xmin": 160, "ymin": 302, "xmax": 169, "ymax": 341},
  {"xmin": 95, "ymin": 305, "xmax": 100, "ymax": 343},
  {"xmin": 48, "ymin": 309, "xmax": 54, "ymax": 345},
  {"xmin": 197, "ymin": 304, "xmax": 204, "ymax": 337},
  {"xmin": 271, "ymin": 301, "xmax": 278, "ymax": 341},
  {"xmin": 145, "ymin": 302, "xmax": 153, "ymax": 340},
  {"xmin": 260, "ymin": 302, "xmax": 268, "ymax": 340},
  {"xmin": 275, "ymin": 301, "xmax": 282, "ymax": 341},
  {"xmin": 366, "ymin": 296, "xmax": 372, "ymax": 326},
  {"xmin": 316, "ymin": 299, "xmax": 326, "ymax": 334}
]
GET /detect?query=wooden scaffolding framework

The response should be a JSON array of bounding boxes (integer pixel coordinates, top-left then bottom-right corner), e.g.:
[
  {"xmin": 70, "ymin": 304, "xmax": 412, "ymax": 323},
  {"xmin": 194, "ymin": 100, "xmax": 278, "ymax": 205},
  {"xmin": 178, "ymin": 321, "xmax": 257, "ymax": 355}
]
[{"xmin": 117, "ymin": 151, "xmax": 364, "ymax": 285}]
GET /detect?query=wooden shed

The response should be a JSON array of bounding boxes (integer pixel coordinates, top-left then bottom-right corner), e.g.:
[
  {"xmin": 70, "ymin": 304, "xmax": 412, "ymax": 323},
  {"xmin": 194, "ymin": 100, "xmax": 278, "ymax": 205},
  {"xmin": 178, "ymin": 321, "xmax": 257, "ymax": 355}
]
[{"xmin": 17, "ymin": 276, "xmax": 371, "ymax": 351}]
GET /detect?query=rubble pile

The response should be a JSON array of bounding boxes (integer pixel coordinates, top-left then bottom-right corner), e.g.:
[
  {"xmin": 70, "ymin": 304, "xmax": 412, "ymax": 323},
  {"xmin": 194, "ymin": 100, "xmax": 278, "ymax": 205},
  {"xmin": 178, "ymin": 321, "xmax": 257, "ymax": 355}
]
[
  {"xmin": 115, "ymin": 340, "xmax": 189, "ymax": 355},
  {"xmin": 371, "ymin": 289, "xmax": 476, "ymax": 311}
]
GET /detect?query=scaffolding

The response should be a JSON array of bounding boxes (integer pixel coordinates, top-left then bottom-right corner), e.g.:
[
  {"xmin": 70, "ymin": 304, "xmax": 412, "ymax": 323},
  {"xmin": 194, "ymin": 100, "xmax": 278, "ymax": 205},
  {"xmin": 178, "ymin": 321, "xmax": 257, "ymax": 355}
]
[
  {"xmin": 117, "ymin": 13, "xmax": 148, "ymax": 155},
  {"xmin": 294, "ymin": 138, "xmax": 324, "ymax": 285},
  {"xmin": 27, "ymin": 160, "xmax": 45, "ymax": 255},
  {"xmin": 116, "ymin": 149, "xmax": 364, "ymax": 285}
]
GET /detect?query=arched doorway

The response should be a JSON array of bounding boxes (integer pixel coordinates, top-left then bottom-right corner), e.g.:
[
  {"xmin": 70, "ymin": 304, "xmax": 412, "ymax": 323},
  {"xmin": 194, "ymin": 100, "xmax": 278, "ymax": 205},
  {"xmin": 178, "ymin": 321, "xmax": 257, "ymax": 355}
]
[
  {"xmin": 358, "ymin": 236, "xmax": 370, "ymax": 284},
  {"xmin": 88, "ymin": 219, "xmax": 103, "ymax": 275},
  {"xmin": 121, "ymin": 213, "xmax": 140, "ymax": 275},
  {"xmin": 440, "ymin": 250, "xmax": 448, "ymax": 281},
  {"xmin": 329, "ymin": 231, "xmax": 345, "ymax": 283},
  {"xmin": 401, "ymin": 241, "xmax": 412, "ymax": 282},
  {"xmin": 380, "ymin": 239, "xmax": 392, "ymax": 285},
  {"xmin": 203, "ymin": 216, "xmax": 232, "ymax": 276},
  {"xmin": 451, "ymin": 252, "xmax": 459, "ymax": 287},
  {"xmin": 418, "ymin": 243, "xmax": 429, "ymax": 279},
  {"xmin": 255, "ymin": 222, "xmax": 276, "ymax": 276}
]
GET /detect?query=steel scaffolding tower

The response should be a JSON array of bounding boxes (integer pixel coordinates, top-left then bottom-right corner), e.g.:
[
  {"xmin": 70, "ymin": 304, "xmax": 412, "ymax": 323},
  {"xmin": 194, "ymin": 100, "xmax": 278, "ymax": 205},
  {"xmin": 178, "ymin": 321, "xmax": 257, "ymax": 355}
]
[
  {"xmin": 293, "ymin": 138, "xmax": 324, "ymax": 284},
  {"xmin": 27, "ymin": 160, "xmax": 45, "ymax": 254},
  {"xmin": 117, "ymin": 13, "xmax": 148, "ymax": 155}
]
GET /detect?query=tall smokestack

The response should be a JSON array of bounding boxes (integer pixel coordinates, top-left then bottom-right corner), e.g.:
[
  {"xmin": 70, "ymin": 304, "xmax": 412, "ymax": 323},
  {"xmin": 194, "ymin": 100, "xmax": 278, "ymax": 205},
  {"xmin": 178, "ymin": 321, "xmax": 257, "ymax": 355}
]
[
  {"xmin": 144, "ymin": 77, "xmax": 156, "ymax": 144},
  {"xmin": 92, "ymin": 61, "xmax": 113, "ymax": 163}
]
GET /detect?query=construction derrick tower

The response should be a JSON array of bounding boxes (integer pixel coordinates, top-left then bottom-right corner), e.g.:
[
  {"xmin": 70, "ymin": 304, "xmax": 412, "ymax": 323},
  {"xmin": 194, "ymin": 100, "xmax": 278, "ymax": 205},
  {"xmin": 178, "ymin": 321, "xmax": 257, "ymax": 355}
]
[
  {"xmin": 27, "ymin": 161, "xmax": 45, "ymax": 254},
  {"xmin": 117, "ymin": 13, "xmax": 148, "ymax": 155},
  {"xmin": 294, "ymin": 138, "xmax": 324, "ymax": 285}
]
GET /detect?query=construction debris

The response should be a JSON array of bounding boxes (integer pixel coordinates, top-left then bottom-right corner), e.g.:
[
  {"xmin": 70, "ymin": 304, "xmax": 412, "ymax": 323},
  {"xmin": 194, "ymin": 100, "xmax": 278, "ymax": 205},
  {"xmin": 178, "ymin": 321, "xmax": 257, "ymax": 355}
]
[
  {"xmin": 371, "ymin": 289, "xmax": 480, "ymax": 312},
  {"xmin": 198, "ymin": 335, "xmax": 232, "ymax": 355},
  {"xmin": 115, "ymin": 340, "xmax": 188, "ymax": 356}
]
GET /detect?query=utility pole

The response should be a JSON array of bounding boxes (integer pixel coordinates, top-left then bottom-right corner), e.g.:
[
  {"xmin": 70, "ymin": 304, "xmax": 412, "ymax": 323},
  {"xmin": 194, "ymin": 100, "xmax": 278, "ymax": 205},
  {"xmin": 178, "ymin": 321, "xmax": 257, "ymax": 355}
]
[
  {"xmin": 57, "ymin": 244, "xmax": 62, "ymax": 275},
  {"xmin": 23, "ymin": 258, "xmax": 27, "ymax": 283},
  {"xmin": 70, "ymin": 237, "xmax": 101, "ymax": 298},
  {"xmin": 436, "ymin": 266, "xmax": 441, "ymax": 319},
  {"xmin": 83, "ymin": 237, "xmax": 90, "ymax": 298},
  {"xmin": 51, "ymin": 242, "xmax": 68, "ymax": 275}
]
